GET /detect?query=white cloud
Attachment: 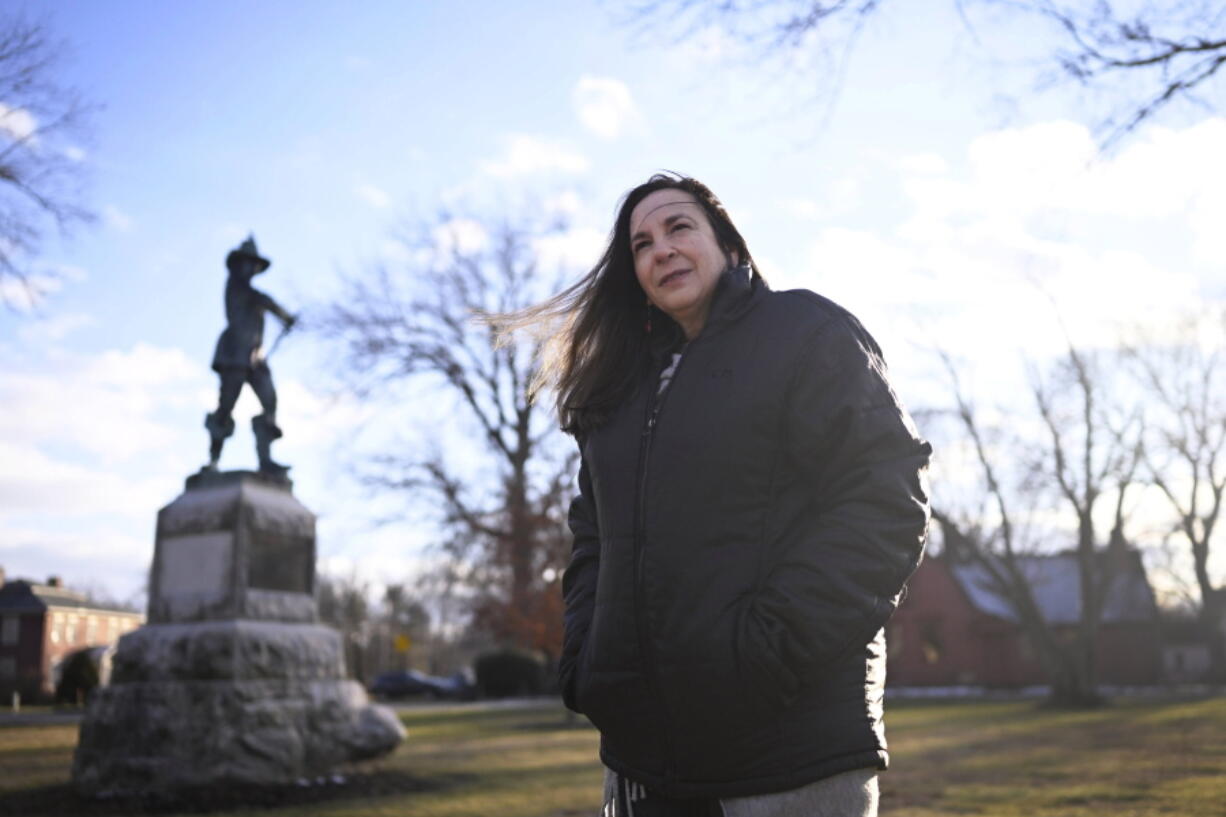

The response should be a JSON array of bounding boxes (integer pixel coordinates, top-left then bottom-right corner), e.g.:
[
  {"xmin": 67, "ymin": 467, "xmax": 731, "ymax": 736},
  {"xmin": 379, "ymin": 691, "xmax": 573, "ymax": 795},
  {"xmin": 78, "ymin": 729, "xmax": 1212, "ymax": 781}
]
[
  {"xmin": 573, "ymin": 76, "xmax": 642, "ymax": 140},
  {"xmin": 481, "ymin": 134, "xmax": 589, "ymax": 178},
  {"xmin": 0, "ymin": 102, "xmax": 38, "ymax": 143},
  {"xmin": 779, "ymin": 177, "xmax": 862, "ymax": 224},
  {"xmin": 0, "ymin": 343, "xmax": 206, "ymax": 466},
  {"xmin": 355, "ymin": 183, "xmax": 392, "ymax": 209},
  {"xmin": 672, "ymin": 25, "xmax": 743, "ymax": 64},
  {"xmin": 0, "ymin": 529, "xmax": 152, "ymax": 605},
  {"xmin": 897, "ymin": 152, "xmax": 949, "ymax": 176},
  {"xmin": 276, "ymin": 377, "xmax": 378, "ymax": 452},
  {"xmin": 794, "ymin": 118, "xmax": 1223, "ymax": 373},
  {"xmin": 533, "ymin": 226, "xmax": 605, "ymax": 272},
  {"xmin": 64, "ymin": 145, "xmax": 87, "ymax": 162},
  {"xmin": 88, "ymin": 343, "xmax": 203, "ymax": 391},
  {"xmin": 378, "ymin": 238, "xmax": 414, "ymax": 265},
  {"xmin": 901, "ymin": 119, "xmax": 1226, "ymax": 243},
  {"xmin": 0, "ymin": 441, "xmax": 168, "ymax": 518},
  {"xmin": 103, "ymin": 204, "xmax": 134, "ymax": 232},
  {"xmin": 781, "ymin": 197, "xmax": 823, "ymax": 221},
  {"xmin": 16, "ymin": 312, "xmax": 94, "ymax": 345},
  {"xmin": 0, "ymin": 266, "xmax": 82, "ymax": 312},
  {"xmin": 0, "ymin": 342, "xmax": 213, "ymax": 602},
  {"xmin": 0, "ymin": 277, "xmax": 50, "ymax": 312},
  {"xmin": 543, "ymin": 190, "xmax": 583, "ymax": 217},
  {"xmin": 432, "ymin": 218, "xmax": 489, "ymax": 255},
  {"xmin": 214, "ymin": 222, "xmax": 249, "ymax": 248}
]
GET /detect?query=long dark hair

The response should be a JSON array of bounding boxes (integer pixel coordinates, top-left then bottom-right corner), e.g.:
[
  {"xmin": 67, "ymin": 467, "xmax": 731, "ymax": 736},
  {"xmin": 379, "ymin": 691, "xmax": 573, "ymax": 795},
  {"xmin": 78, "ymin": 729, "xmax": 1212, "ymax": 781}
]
[{"xmin": 502, "ymin": 172, "xmax": 763, "ymax": 435}]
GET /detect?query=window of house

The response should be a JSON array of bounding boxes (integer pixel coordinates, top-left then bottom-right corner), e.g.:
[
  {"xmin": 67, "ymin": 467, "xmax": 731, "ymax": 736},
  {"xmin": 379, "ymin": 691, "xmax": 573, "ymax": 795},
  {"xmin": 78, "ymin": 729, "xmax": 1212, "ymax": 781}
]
[
  {"xmin": 85, "ymin": 617, "xmax": 98, "ymax": 644},
  {"xmin": 920, "ymin": 620, "xmax": 943, "ymax": 665},
  {"xmin": 65, "ymin": 618, "xmax": 77, "ymax": 644},
  {"xmin": 886, "ymin": 623, "xmax": 904, "ymax": 662},
  {"xmin": 0, "ymin": 616, "xmax": 18, "ymax": 646},
  {"xmin": 0, "ymin": 657, "xmax": 15, "ymax": 679}
]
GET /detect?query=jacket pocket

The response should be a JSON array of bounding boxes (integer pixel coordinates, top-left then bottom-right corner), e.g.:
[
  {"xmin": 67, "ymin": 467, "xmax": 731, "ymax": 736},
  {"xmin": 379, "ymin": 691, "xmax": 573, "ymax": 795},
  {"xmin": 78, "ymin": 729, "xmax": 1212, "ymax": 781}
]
[
  {"xmin": 663, "ymin": 601, "xmax": 796, "ymax": 746},
  {"xmin": 578, "ymin": 667, "xmax": 664, "ymax": 767}
]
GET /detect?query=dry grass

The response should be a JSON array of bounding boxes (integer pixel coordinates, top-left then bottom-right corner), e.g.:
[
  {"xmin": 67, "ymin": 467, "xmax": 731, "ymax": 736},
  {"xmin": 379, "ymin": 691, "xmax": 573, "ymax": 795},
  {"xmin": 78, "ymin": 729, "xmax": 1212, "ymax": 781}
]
[
  {"xmin": 882, "ymin": 696, "xmax": 1226, "ymax": 816},
  {"xmin": 0, "ymin": 716, "xmax": 80, "ymax": 793},
  {"xmin": 0, "ymin": 695, "xmax": 1223, "ymax": 816}
]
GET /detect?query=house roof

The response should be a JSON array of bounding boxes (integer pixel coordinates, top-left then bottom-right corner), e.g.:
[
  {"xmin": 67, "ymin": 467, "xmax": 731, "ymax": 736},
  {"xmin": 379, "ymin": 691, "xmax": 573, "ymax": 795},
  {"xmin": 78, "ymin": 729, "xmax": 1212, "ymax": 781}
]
[
  {"xmin": 949, "ymin": 550, "xmax": 1157, "ymax": 625},
  {"xmin": 0, "ymin": 580, "xmax": 140, "ymax": 616}
]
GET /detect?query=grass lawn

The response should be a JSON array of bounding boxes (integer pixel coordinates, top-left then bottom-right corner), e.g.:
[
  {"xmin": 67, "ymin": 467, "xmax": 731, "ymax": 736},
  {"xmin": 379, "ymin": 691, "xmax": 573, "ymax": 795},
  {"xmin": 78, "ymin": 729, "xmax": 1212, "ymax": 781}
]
[{"xmin": 0, "ymin": 695, "xmax": 1223, "ymax": 816}]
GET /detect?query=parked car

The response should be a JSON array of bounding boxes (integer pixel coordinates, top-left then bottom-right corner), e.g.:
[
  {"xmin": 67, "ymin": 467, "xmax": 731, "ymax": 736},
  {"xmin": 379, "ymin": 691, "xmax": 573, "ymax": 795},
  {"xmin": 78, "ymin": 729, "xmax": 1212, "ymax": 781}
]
[{"xmin": 368, "ymin": 669, "xmax": 475, "ymax": 701}]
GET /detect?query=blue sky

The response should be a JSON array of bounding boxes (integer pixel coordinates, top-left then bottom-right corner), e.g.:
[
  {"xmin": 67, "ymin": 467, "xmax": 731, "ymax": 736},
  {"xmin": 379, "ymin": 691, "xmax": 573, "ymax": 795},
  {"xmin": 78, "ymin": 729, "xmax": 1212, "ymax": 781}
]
[{"xmin": 2, "ymin": 1, "xmax": 1223, "ymax": 606}]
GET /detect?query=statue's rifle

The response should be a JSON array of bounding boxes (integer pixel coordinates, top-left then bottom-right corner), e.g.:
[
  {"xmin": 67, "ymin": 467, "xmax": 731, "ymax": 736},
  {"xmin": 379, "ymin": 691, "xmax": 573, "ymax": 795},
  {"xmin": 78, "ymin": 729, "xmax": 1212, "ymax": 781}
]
[{"xmin": 264, "ymin": 315, "xmax": 297, "ymax": 359}]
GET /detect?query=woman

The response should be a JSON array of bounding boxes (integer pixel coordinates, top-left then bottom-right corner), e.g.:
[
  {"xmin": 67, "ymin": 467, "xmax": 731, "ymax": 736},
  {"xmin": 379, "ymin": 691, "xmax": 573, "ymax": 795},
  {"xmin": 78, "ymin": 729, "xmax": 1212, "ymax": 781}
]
[{"xmin": 528, "ymin": 173, "xmax": 930, "ymax": 816}]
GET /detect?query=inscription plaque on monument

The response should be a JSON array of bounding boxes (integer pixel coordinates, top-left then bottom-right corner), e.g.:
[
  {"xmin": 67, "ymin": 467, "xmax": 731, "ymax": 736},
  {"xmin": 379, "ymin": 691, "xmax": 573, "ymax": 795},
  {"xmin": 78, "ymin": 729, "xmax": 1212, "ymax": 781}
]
[{"xmin": 248, "ymin": 531, "xmax": 312, "ymax": 594}]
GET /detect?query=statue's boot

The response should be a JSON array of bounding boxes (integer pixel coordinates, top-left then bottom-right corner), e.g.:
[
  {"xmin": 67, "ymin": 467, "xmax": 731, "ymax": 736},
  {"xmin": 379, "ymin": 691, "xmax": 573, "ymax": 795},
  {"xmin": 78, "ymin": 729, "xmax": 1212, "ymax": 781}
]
[
  {"xmin": 252, "ymin": 414, "xmax": 289, "ymax": 476},
  {"xmin": 204, "ymin": 411, "xmax": 236, "ymax": 469}
]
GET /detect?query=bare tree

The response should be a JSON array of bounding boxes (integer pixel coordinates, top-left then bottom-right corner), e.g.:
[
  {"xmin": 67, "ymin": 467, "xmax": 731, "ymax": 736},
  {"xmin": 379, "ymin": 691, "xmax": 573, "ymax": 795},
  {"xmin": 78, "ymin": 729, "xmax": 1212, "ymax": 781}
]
[
  {"xmin": 1123, "ymin": 309, "xmax": 1226, "ymax": 680},
  {"xmin": 316, "ymin": 571, "xmax": 374, "ymax": 680},
  {"xmin": 0, "ymin": 13, "xmax": 95, "ymax": 308},
  {"xmin": 371, "ymin": 582, "xmax": 432, "ymax": 673},
  {"xmin": 1030, "ymin": 341, "xmax": 1143, "ymax": 700},
  {"xmin": 933, "ymin": 353, "xmax": 1083, "ymax": 702},
  {"xmin": 621, "ymin": 0, "xmax": 1226, "ymax": 147},
  {"xmin": 1025, "ymin": 0, "xmax": 1226, "ymax": 147},
  {"xmin": 317, "ymin": 212, "xmax": 577, "ymax": 659},
  {"xmin": 933, "ymin": 341, "xmax": 1142, "ymax": 706},
  {"xmin": 621, "ymin": 0, "xmax": 881, "ymax": 124}
]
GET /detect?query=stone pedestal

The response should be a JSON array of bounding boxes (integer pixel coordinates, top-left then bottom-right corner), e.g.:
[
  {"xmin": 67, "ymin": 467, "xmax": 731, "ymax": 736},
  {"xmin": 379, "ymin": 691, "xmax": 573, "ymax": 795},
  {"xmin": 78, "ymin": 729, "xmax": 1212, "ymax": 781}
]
[{"xmin": 73, "ymin": 472, "xmax": 404, "ymax": 796}]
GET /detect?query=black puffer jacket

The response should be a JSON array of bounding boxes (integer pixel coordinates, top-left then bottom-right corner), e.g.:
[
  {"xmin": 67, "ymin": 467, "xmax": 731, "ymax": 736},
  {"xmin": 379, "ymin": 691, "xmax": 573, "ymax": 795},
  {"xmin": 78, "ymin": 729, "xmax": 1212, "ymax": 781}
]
[{"xmin": 559, "ymin": 266, "xmax": 931, "ymax": 799}]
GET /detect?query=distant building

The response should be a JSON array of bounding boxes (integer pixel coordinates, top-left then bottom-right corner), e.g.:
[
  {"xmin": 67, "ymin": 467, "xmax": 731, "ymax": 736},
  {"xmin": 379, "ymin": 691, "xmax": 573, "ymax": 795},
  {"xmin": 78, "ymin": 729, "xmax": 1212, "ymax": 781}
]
[
  {"xmin": 0, "ymin": 567, "xmax": 144, "ymax": 702},
  {"xmin": 887, "ymin": 550, "xmax": 1162, "ymax": 689},
  {"xmin": 1159, "ymin": 616, "xmax": 1213, "ymax": 684}
]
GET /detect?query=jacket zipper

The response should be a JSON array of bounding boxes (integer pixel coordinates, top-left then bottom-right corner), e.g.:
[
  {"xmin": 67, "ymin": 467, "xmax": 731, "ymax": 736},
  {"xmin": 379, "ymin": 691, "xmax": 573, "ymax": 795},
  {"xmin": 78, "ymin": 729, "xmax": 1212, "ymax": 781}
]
[{"xmin": 632, "ymin": 347, "xmax": 689, "ymax": 784}]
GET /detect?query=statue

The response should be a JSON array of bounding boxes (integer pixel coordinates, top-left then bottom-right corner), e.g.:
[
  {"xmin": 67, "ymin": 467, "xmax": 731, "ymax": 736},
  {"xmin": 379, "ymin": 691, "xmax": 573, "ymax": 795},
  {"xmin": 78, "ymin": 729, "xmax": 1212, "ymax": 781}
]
[
  {"xmin": 204, "ymin": 235, "xmax": 297, "ymax": 477},
  {"xmin": 71, "ymin": 235, "xmax": 406, "ymax": 798}
]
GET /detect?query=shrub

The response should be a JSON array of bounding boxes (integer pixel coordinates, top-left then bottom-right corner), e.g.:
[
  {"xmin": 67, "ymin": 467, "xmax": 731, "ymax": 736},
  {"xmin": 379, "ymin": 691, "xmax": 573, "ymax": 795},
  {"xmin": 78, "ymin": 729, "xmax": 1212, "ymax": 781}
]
[
  {"xmin": 473, "ymin": 647, "xmax": 546, "ymax": 698},
  {"xmin": 55, "ymin": 648, "xmax": 100, "ymax": 705}
]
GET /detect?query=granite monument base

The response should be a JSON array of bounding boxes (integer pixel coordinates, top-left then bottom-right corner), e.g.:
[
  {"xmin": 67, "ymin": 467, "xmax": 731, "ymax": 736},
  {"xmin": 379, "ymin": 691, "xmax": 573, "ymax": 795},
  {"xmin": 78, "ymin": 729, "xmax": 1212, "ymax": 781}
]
[
  {"xmin": 72, "ymin": 472, "xmax": 405, "ymax": 796},
  {"xmin": 73, "ymin": 674, "xmax": 403, "ymax": 794}
]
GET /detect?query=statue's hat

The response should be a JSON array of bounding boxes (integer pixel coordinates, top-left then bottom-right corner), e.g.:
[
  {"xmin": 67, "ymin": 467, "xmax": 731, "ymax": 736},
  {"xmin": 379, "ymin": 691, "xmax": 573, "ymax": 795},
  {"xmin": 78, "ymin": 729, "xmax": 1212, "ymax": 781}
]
[{"xmin": 226, "ymin": 234, "xmax": 272, "ymax": 272}]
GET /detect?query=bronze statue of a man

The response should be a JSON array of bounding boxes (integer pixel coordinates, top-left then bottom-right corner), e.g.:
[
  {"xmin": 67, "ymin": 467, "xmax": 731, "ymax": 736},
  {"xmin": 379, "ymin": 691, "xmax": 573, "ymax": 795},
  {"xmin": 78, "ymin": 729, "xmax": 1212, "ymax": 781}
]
[{"xmin": 205, "ymin": 235, "xmax": 296, "ymax": 476}]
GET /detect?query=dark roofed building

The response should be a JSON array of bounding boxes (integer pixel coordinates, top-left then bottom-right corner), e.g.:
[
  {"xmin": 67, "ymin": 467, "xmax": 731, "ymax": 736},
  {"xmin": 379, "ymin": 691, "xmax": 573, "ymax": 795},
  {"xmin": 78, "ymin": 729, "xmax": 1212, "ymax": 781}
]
[
  {"xmin": 887, "ymin": 550, "xmax": 1162, "ymax": 689},
  {"xmin": 0, "ymin": 568, "xmax": 144, "ymax": 702},
  {"xmin": 950, "ymin": 550, "xmax": 1159, "ymax": 625}
]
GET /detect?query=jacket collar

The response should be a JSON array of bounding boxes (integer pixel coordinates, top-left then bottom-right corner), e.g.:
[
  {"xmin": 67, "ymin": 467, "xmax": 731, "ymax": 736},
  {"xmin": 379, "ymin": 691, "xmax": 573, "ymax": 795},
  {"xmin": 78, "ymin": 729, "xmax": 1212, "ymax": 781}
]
[
  {"xmin": 700, "ymin": 262, "xmax": 761, "ymax": 337},
  {"xmin": 646, "ymin": 263, "xmax": 764, "ymax": 360}
]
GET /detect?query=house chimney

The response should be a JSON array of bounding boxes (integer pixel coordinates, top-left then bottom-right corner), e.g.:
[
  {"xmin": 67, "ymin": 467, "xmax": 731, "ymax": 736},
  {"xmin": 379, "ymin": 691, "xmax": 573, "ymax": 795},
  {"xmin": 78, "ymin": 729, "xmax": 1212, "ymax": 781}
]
[{"xmin": 47, "ymin": 575, "xmax": 61, "ymax": 588}]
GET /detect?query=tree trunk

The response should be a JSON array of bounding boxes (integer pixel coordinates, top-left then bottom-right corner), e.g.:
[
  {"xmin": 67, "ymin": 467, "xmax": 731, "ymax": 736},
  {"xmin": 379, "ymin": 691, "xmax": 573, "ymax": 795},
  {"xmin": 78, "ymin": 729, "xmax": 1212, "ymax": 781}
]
[{"xmin": 1199, "ymin": 588, "xmax": 1226, "ymax": 684}]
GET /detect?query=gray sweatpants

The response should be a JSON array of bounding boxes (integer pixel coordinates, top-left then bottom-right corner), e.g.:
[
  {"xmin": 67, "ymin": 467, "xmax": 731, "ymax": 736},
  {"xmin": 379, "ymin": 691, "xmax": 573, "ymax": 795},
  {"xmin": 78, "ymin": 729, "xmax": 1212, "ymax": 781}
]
[{"xmin": 602, "ymin": 768, "xmax": 879, "ymax": 817}]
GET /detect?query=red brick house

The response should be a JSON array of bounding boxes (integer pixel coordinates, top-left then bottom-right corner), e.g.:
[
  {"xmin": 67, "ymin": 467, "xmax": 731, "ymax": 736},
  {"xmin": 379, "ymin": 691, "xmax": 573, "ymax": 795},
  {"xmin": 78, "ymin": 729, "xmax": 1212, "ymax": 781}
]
[
  {"xmin": 0, "ymin": 568, "xmax": 144, "ymax": 702},
  {"xmin": 887, "ymin": 550, "xmax": 1161, "ymax": 688}
]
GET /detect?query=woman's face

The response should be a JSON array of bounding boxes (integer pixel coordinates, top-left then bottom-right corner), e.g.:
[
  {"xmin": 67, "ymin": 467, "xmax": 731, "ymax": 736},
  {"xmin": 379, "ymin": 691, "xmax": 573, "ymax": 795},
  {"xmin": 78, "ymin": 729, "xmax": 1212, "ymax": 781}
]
[{"xmin": 629, "ymin": 189, "xmax": 733, "ymax": 340}]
